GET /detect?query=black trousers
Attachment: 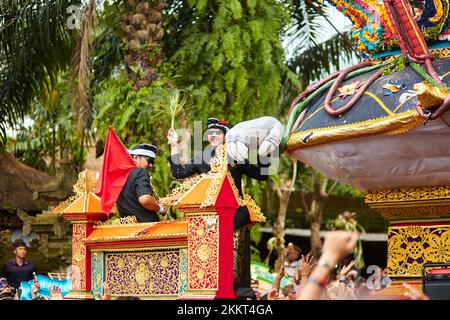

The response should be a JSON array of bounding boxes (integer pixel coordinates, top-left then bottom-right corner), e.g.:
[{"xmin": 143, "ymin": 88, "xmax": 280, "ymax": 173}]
[{"xmin": 233, "ymin": 207, "xmax": 251, "ymax": 291}]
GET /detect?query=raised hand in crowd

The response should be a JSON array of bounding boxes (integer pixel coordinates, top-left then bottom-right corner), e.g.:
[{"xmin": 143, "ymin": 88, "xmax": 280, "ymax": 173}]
[
  {"xmin": 298, "ymin": 231, "xmax": 358, "ymax": 300},
  {"xmin": 403, "ymin": 283, "xmax": 430, "ymax": 300},
  {"xmin": 295, "ymin": 253, "xmax": 316, "ymax": 289},
  {"xmin": 0, "ymin": 279, "xmax": 16, "ymax": 301},
  {"xmin": 267, "ymin": 287, "xmax": 280, "ymax": 300},
  {"xmin": 272, "ymin": 255, "xmax": 285, "ymax": 294},
  {"xmin": 167, "ymin": 128, "xmax": 179, "ymax": 146},
  {"xmin": 96, "ymin": 282, "xmax": 112, "ymax": 300},
  {"xmin": 31, "ymin": 280, "xmax": 41, "ymax": 300},
  {"xmin": 327, "ymin": 281, "xmax": 357, "ymax": 300},
  {"xmin": 49, "ymin": 285, "xmax": 63, "ymax": 300},
  {"xmin": 339, "ymin": 260, "xmax": 356, "ymax": 279}
]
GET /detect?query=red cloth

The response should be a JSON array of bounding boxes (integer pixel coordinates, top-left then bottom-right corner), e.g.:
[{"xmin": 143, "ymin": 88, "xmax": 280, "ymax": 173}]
[{"xmin": 95, "ymin": 127, "xmax": 136, "ymax": 215}]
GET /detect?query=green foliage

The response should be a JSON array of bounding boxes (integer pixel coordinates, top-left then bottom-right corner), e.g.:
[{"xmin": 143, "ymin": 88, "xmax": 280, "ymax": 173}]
[
  {"xmin": 164, "ymin": 0, "xmax": 291, "ymax": 123},
  {"xmin": 91, "ymin": 0, "xmax": 124, "ymax": 89},
  {"xmin": 288, "ymin": 31, "xmax": 356, "ymax": 88},
  {"xmin": 250, "ymin": 223, "xmax": 263, "ymax": 262},
  {"xmin": 93, "ymin": 69, "xmax": 195, "ymax": 195},
  {"xmin": 94, "ymin": 71, "xmax": 165, "ymax": 142},
  {"xmin": 286, "ymin": 1, "xmax": 357, "ymax": 89},
  {"xmin": 6, "ymin": 78, "xmax": 84, "ymax": 174},
  {"xmin": 382, "ymin": 56, "xmax": 408, "ymax": 76},
  {"xmin": 331, "ymin": 183, "xmax": 364, "ymax": 198}
]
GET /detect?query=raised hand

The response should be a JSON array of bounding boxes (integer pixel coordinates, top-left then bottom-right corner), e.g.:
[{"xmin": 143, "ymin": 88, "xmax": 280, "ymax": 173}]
[
  {"xmin": 49, "ymin": 285, "xmax": 63, "ymax": 300},
  {"xmin": 339, "ymin": 259, "xmax": 357, "ymax": 279},
  {"xmin": 327, "ymin": 283, "xmax": 357, "ymax": 300},
  {"xmin": 31, "ymin": 281, "xmax": 40, "ymax": 295},
  {"xmin": 96, "ymin": 282, "xmax": 112, "ymax": 300},
  {"xmin": 300, "ymin": 253, "xmax": 317, "ymax": 277},
  {"xmin": 278, "ymin": 255, "xmax": 286, "ymax": 278},
  {"xmin": 268, "ymin": 288, "xmax": 280, "ymax": 300},
  {"xmin": 225, "ymin": 117, "xmax": 285, "ymax": 162},
  {"xmin": 167, "ymin": 128, "xmax": 179, "ymax": 146},
  {"xmin": 320, "ymin": 231, "xmax": 359, "ymax": 267}
]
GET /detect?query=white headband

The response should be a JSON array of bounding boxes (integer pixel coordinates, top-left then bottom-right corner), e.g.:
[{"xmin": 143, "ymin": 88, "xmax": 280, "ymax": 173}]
[
  {"xmin": 129, "ymin": 149, "xmax": 156, "ymax": 158},
  {"xmin": 208, "ymin": 124, "xmax": 229, "ymax": 132}
]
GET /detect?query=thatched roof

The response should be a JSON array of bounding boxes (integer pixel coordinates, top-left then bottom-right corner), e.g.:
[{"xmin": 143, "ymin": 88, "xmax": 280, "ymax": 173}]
[{"xmin": 0, "ymin": 152, "xmax": 53, "ymax": 212}]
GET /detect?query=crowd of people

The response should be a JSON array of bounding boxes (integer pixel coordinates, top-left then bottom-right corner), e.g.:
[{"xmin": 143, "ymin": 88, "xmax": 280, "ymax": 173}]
[
  {"xmin": 0, "ymin": 117, "xmax": 432, "ymax": 301},
  {"xmin": 246, "ymin": 232, "xmax": 430, "ymax": 301},
  {"xmin": 0, "ymin": 231, "xmax": 431, "ymax": 300}
]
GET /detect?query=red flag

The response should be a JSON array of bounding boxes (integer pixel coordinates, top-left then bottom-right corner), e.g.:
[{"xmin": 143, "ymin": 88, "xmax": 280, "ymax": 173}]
[{"xmin": 95, "ymin": 127, "xmax": 136, "ymax": 215}]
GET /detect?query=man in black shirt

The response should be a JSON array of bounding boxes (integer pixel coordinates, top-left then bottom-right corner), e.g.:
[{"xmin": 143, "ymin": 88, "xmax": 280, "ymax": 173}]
[
  {"xmin": 1, "ymin": 239, "xmax": 35, "ymax": 290},
  {"xmin": 116, "ymin": 143, "xmax": 166, "ymax": 223},
  {"xmin": 167, "ymin": 118, "xmax": 269, "ymax": 297}
]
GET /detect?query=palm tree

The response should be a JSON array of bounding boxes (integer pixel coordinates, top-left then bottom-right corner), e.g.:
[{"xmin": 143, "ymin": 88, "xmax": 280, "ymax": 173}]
[
  {"xmin": 121, "ymin": 0, "xmax": 165, "ymax": 90},
  {"xmin": 285, "ymin": 0, "xmax": 357, "ymax": 88},
  {"xmin": 0, "ymin": 0, "xmax": 82, "ymax": 146}
]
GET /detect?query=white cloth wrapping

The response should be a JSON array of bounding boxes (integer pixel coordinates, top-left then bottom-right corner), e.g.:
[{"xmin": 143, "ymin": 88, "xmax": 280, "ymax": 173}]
[
  {"xmin": 225, "ymin": 116, "xmax": 285, "ymax": 162},
  {"xmin": 290, "ymin": 112, "xmax": 450, "ymax": 191}
]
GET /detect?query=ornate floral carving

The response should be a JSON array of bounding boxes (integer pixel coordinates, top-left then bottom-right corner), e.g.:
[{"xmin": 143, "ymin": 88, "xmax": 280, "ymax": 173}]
[
  {"xmin": 242, "ymin": 195, "xmax": 266, "ymax": 223},
  {"xmin": 71, "ymin": 224, "xmax": 87, "ymax": 290},
  {"xmin": 388, "ymin": 224, "xmax": 450, "ymax": 277},
  {"xmin": 91, "ymin": 252, "xmax": 104, "ymax": 296},
  {"xmin": 188, "ymin": 216, "xmax": 218, "ymax": 290},
  {"xmin": 179, "ymin": 249, "xmax": 188, "ymax": 294},
  {"xmin": 365, "ymin": 186, "xmax": 450, "ymax": 218},
  {"xmin": 135, "ymin": 264, "xmax": 150, "ymax": 288},
  {"xmin": 366, "ymin": 186, "xmax": 450, "ymax": 203},
  {"xmin": 159, "ymin": 174, "xmax": 204, "ymax": 207},
  {"xmin": 96, "ymin": 215, "xmax": 138, "ymax": 226}
]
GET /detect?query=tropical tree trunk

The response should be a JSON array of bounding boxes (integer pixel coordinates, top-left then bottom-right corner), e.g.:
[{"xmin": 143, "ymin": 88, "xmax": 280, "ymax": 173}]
[
  {"xmin": 121, "ymin": 0, "xmax": 165, "ymax": 90},
  {"xmin": 273, "ymin": 190, "xmax": 291, "ymax": 271},
  {"xmin": 309, "ymin": 194, "xmax": 325, "ymax": 257},
  {"xmin": 51, "ymin": 127, "xmax": 56, "ymax": 176},
  {"xmin": 300, "ymin": 172, "xmax": 337, "ymax": 258},
  {"xmin": 271, "ymin": 159, "xmax": 297, "ymax": 271}
]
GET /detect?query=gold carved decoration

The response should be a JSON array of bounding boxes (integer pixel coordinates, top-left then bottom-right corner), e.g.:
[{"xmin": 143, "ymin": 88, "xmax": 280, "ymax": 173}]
[
  {"xmin": 96, "ymin": 215, "xmax": 138, "ymax": 226},
  {"xmin": 135, "ymin": 264, "xmax": 150, "ymax": 288},
  {"xmin": 159, "ymin": 174, "xmax": 203, "ymax": 207},
  {"xmin": 71, "ymin": 224, "xmax": 87, "ymax": 291},
  {"xmin": 243, "ymin": 195, "xmax": 266, "ymax": 223},
  {"xmin": 53, "ymin": 169, "xmax": 98, "ymax": 214},
  {"xmin": 366, "ymin": 186, "xmax": 450, "ymax": 202},
  {"xmin": 188, "ymin": 216, "xmax": 219, "ymax": 290},
  {"xmin": 84, "ymin": 232, "xmax": 188, "ymax": 243},
  {"xmin": 286, "ymin": 109, "xmax": 422, "ymax": 151},
  {"xmin": 197, "ymin": 244, "xmax": 211, "ymax": 262},
  {"xmin": 388, "ymin": 224, "xmax": 450, "ymax": 277},
  {"xmin": 365, "ymin": 186, "xmax": 450, "ymax": 219}
]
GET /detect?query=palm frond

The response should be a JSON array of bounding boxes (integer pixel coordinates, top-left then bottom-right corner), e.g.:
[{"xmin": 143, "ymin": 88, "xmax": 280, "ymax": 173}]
[
  {"xmin": 288, "ymin": 31, "xmax": 357, "ymax": 87},
  {"xmin": 0, "ymin": 0, "xmax": 82, "ymax": 147},
  {"xmin": 91, "ymin": 1, "xmax": 123, "ymax": 90},
  {"xmin": 285, "ymin": 0, "xmax": 329, "ymax": 52},
  {"xmin": 70, "ymin": 0, "xmax": 96, "ymax": 134}
]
